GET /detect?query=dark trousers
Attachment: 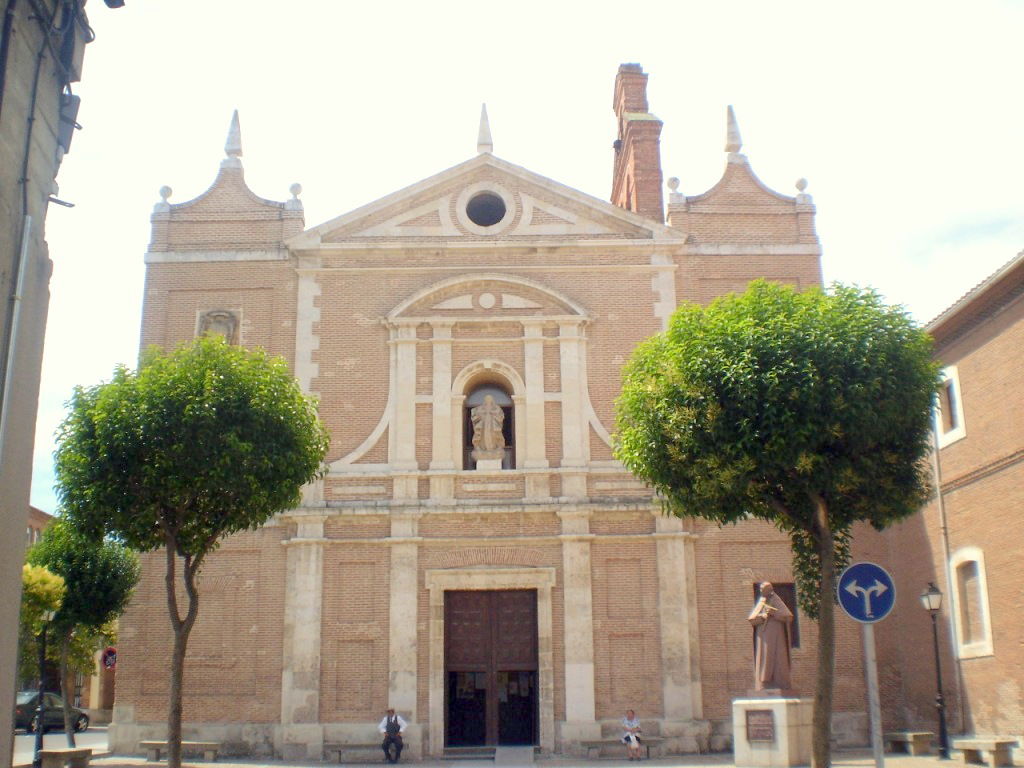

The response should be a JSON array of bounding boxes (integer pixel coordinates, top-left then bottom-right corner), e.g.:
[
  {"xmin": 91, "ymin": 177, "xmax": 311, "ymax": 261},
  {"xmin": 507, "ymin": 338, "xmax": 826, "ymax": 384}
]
[{"xmin": 382, "ymin": 734, "xmax": 403, "ymax": 763}]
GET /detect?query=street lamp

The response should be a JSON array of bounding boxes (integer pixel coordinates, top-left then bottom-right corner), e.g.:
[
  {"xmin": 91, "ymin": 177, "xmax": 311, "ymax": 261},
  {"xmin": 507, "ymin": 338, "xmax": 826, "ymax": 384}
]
[
  {"xmin": 920, "ymin": 583, "xmax": 950, "ymax": 759},
  {"xmin": 32, "ymin": 608, "xmax": 56, "ymax": 768}
]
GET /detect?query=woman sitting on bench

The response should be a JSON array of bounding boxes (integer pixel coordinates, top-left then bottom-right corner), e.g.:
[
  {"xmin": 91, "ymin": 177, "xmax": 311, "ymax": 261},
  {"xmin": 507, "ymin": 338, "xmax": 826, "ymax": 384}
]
[{"xmin": 622, "ymin": 709, "xmax": 643, "ymax": 761}]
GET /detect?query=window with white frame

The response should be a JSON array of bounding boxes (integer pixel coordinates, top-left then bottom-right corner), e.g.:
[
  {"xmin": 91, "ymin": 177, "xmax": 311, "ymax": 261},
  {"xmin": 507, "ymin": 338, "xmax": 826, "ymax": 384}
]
[
  {"xmin": 949, "ymin": 547, "xmax": 994, "ymax": 658},
  {"xmin": 935, "ymin": 366, "xmax": 966, "ymax": 447}
]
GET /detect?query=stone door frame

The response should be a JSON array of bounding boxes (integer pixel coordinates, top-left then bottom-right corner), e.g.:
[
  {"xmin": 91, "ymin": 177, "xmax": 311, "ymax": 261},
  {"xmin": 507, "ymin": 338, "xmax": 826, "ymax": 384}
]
[{"xmin": 425, "ymin": 567, "xmax": 556, "ymax": 756}]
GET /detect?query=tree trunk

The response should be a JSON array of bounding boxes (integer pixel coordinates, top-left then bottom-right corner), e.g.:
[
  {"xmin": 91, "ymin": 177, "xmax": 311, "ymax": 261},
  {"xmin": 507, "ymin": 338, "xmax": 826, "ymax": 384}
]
[
  {"xmin": 164, "ymin": 539, "xmax": 201, "ymax": 768},
  {"xmin": 811, "ymin": 496, "xmax": 835, "ymax": 768},
  {"xmin": 60, "ymin": 630, "xmax": 75, "ymax": 747}
]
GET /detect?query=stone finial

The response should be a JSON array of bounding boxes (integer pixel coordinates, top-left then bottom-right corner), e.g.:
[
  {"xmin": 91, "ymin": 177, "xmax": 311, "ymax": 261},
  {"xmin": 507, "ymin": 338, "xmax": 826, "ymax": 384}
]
[
  {"xmin": 154, "ymin": 185, "xmax": 172, "ymax": 213},
  {"xmin": 725, "ymin": 105, "xmax": 742, "ymax": 153},
  {"xmin": 286, "ymin": 182, "xmax": 303, "ymax": 211},
  {"xmin": 222, "ymin": 110, "xmax": 243, "ymax": 168},
  {"xmin": 667, "ymin": 176, "xmax": 684, "ymax": 204},
  {"xmin": 477, "ymin": 104, "xmax": 493, "ymax": 155},
  {"xmin": 795, "ymin": 178, "xmax": 812, "ymax": 204}
]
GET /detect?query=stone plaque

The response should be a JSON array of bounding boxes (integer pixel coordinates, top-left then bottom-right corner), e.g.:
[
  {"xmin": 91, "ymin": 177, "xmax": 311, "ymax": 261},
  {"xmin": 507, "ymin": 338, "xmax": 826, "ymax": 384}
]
[{"xmin": 746, "ymin": 709, "xmax": 775, "ymax": 743}]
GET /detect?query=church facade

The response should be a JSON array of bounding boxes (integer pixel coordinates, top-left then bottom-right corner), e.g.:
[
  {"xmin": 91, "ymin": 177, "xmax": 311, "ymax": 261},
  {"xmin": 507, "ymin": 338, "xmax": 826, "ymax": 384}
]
[{"xmin": 109, "ymin": 65, "xmax": 878, "ymax": 760}]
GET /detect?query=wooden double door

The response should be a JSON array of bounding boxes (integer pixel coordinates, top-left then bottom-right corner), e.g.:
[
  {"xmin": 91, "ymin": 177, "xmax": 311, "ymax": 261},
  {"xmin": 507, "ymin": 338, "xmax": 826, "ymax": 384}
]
[{"xmin": 444, "ymin": 590, "xmax": 538, "ymax": 747}]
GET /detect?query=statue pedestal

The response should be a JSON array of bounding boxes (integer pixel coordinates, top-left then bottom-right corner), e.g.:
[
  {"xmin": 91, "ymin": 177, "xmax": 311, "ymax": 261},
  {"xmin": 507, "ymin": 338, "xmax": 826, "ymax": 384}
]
[
  {"xmin": 475, "ymin": 458, "xmax": 502, "ymax": 470},
  {"xmin": 732, "ymin": 696, "xmax": 812, "ymax": 767}
]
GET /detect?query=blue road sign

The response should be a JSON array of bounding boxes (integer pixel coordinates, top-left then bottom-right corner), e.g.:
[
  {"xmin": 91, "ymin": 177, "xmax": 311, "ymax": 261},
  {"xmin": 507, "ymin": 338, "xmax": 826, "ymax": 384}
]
[{"xmin": 837, "ymin": 562, "xmax": 896, "ymax": 623}]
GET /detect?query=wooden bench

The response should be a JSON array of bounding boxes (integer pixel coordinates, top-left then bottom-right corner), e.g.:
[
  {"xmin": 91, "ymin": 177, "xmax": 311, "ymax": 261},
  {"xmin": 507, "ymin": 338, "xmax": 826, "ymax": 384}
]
[
  {"xmin": 580, "ymin": 737, "xmax": 664, "ymax": 759},
  {"xmin": 885, "ymin": 731, "xmax": 935, "ymax": 755},
  {"xmin": 954, "ymin": 738, "xmax": 1019, "ymax": 767},
  {"xmin": 38, "ymin": 747, "xmax": 92, "ymax": 768},
  {"xmin": 323, "ymin": 741, "xmax": 383, "ymax": 762},
  {"xmin": 139, "ymin": 740, "xmax": 221, "ymax": 762}
]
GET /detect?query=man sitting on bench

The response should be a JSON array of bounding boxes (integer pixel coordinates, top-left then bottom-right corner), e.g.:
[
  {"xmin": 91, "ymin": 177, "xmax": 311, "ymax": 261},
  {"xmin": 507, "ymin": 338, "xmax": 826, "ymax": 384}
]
[{"xmin": 378, "ymin": 708, "xmax": 406, "ymax": 763}]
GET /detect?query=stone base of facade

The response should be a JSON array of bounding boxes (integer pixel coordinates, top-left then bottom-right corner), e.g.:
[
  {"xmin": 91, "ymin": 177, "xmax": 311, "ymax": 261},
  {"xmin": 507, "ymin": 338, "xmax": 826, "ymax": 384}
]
[
  {"xmin": 109, "ymin": 717, "xmax": 278, "ymax": 758},
  {"xmin": 111, "ymin": 716, "xmax": 709, "ymax": 761},
  {"xmin": 732, "ymin": 697, "xmax": 812, "ymax": 767}
]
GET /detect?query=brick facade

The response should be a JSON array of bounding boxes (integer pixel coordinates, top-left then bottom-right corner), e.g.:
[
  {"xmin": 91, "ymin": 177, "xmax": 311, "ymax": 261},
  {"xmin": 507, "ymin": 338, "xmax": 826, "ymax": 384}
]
[
  {"xmin": 111, "ymin": 65, "xmax": 904, "ymax": 760},
  {"xmin": 883, "ymin": 252, "xmax": 1024, "ymax": 754}
]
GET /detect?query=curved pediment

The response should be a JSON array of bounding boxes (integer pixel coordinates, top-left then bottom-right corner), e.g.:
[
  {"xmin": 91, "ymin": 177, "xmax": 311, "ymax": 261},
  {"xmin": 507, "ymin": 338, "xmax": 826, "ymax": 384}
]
[{"xmin": 389, "ymin": 274, "xmax": 587, "ymax": 320}]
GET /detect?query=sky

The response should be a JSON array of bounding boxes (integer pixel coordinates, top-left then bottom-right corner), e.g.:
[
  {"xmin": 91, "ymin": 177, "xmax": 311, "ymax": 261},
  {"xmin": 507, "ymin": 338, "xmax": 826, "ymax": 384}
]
[{"xmin": 29, "ymin": 0, "xmax": 1024, "ymax": 513}]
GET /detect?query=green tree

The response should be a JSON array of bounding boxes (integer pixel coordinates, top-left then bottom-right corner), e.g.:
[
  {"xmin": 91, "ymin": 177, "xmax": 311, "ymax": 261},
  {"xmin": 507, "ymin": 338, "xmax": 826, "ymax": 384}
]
[
  {"xmin": 20, "ymin": 565, "xmax": 65, "ymax": 633},
  {"xmin": 54, "ymin": 336, "xmax": 330, "ymax": 768},
  {"xmin": 27, "ymin": 520, "xmax": 140, "ymax": 744},
  {"xmin": 18, "ymin": 565, "xmax": 66, "ymax": 721},
  {"xmin": 615, "ymin": 281, "xmax": 938, "ymax": 768}
]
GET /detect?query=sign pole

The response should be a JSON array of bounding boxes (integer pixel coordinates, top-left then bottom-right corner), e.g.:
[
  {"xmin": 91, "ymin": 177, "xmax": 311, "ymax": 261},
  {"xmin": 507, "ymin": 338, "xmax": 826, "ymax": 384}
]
[
  {"xmin": 838, "ymin": 562, "xmax": 895, "ymax": 768},
  {"xmin": 862, "ymin": 622, "xmax": 884, "ymax": 768}
]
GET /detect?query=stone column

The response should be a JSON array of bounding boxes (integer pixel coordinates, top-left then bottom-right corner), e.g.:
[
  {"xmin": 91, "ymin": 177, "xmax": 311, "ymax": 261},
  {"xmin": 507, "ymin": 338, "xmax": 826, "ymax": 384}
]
[
  {"xmin": 654, "ymin": 514, "xmax": 702, "ymax": 721},
  {"xmin": 558, "ymin": 321, "xmax": 587, "ymax": 497},
  {"xmin": 557, "ymin": 509, "xmax": 599, "ymax": 746},
  {"xmin": 429, "ymin": 323, "xmax": 455, "ymax": 499},
  {"xmin": 391, "ymin": 322, "xmax": 418, "ymax": 498},
  {"xmin": 388, "ymin": 513, "xmax": 420, "ymax": 755},
  {"xmin": 279, "ymin": 514, "xmax": 327, "ymax": 760}
]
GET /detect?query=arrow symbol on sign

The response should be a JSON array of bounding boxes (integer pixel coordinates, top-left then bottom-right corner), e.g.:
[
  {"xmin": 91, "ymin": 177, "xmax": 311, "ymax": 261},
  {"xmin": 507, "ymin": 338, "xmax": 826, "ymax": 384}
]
[{"xmin": 844, "ymin": 578, "xmax": 888, "ymax": 617}]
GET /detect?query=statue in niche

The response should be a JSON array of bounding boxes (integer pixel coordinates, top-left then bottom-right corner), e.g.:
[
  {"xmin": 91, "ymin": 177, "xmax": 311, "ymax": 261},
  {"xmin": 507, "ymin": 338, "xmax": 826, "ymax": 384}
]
[
  {"xmin": 198, "ymin": 310, "xmax": 238, "ymax": 344},
  {"xmin": 748, "ymin": 581, "xmax": 794, "ymax": 692},
  {"xmin": 470, "ymin": 394, "xmax": 505, "ymax": 460}
]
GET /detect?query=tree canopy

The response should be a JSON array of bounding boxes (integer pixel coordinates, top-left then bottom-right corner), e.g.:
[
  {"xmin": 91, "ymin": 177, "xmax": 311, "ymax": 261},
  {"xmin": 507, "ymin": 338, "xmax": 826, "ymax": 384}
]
[
  {"xmin": 53, "ymin": 335, "xmax": 330, "ymax": 768},
  {"xmin": 27, "ymin": 520, "xmax": 139, "ymax": 743},
  {"xmin": 28, "ymin": 519, "xmax": 139, "ymax": 634},
  {"xmin": 20, "ymin": 564, "xmax": 65, "ymax": 637},
  {"xmin": 615, "ymin": 280, "xmax": 939, "ymax": 768},
  {"xmin": 55, "ymin": 335, "xmax": 330, "ymax": 553}
]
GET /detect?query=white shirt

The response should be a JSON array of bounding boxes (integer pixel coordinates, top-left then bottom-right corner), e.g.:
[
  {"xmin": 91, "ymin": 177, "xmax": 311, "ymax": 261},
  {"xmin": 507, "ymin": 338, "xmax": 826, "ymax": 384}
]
[{"xmin": 378, "ymin": 714, "xmax": 407, "ymax": 734}]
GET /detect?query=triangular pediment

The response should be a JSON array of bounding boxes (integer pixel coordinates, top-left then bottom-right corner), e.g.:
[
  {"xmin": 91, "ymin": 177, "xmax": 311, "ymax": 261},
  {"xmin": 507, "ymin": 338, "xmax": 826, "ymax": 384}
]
[{"xmin": 288, "ymin": 154, "xmax": 683, "ymax": 249}]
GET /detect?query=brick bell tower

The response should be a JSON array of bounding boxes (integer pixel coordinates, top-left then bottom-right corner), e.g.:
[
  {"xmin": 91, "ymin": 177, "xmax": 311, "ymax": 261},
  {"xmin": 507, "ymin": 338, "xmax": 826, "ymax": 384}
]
[{"xmin": 610, "ymin": 63, "xmax": 664, "ymax": 222}]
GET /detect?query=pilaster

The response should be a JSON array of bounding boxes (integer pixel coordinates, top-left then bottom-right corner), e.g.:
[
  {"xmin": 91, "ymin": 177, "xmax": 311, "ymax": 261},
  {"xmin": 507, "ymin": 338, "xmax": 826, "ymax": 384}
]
[
  {"xmin": 558, "ymin": 321, "xmax": 588, "ymax": 497},
  {"xmin": 557, "ymin": 509, "xmax": 599, "ymax": 741},
  {"xmin": 388, "ymin": 513, "xmax": 421, "ymax": 721},
  {"xmin": 654, "ymin": 514, "xmax": 702, "ymax": 720},
  {"xmin": 280, "ymin": 514, "xmax": 327, "ymax": 760},
  {"xmin": 391, "ymin": 323, "xmax": 419, "ymax": 497}
]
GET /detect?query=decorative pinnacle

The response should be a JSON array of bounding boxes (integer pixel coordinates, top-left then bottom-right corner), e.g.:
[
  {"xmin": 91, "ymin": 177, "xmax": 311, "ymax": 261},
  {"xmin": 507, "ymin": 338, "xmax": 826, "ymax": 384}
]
[
  {"xmin": 725, "ymin": 105, "xmax": 742, "ymax": 153},
  {"xmin": 477, "ymin": 104, "xmax": 493, "ymax": 154},
  {"xmin": 286, "ymin": 182, "xmax": 303, "ymax": 211},
  {"xmin": 225, "ymin": 110, "xmax": 242, "ymax": 158}
]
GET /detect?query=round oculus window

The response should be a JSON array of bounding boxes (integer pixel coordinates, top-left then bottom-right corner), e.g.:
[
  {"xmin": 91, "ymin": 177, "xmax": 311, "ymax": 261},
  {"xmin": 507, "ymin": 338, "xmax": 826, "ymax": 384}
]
[{"xmin": 465, "ymin": 192, "xmax": 507, "ymax": 227}]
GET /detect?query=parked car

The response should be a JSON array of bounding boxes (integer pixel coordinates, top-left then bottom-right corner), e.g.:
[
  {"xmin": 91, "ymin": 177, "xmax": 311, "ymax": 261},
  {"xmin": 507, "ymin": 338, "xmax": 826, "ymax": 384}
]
[{"xmin": 13, "ymin": 692, "xmax": 89, "ymax": 733}]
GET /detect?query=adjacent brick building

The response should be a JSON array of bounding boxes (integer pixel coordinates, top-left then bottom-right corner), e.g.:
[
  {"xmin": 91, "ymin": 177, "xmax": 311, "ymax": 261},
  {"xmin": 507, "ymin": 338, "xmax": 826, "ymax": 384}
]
[
  {"xmin": 885, "ymin": 251, "xmax": 1024, "ymax": 752},
  {"xmin": 0, "ymin": 2, "xmax": 95, "ymax": 763},
  {"xmin": 111, "ymin": 64, "xmax": 898, "ymax": 760}
]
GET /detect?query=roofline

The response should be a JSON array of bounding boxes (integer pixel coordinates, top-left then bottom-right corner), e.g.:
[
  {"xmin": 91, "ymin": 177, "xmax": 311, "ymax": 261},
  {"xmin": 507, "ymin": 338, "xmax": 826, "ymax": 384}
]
[
  {"xmin": 287, "ymin": 152, "xmax": 682, "ymax": 248},
  {"xmin": 927, "ymin": 248, "xmax": 1024, "ymax": 344}
]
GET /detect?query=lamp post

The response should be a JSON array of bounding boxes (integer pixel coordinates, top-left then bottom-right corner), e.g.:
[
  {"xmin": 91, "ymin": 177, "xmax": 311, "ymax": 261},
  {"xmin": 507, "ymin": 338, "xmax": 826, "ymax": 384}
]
[
  {"xmin": 920, "ymin": 582, "xmax": 950, "ymax": 759},
  {"xmin": 32, "ymin": 608, "xmax": 56, "ymax": 768}
]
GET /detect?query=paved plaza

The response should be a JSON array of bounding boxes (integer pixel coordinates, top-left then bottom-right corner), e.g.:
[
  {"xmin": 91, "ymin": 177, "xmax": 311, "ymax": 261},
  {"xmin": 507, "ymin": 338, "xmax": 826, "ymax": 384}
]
[{"xmin": 14, "ymin": 749, "xmax": 974, "ymax": 768}]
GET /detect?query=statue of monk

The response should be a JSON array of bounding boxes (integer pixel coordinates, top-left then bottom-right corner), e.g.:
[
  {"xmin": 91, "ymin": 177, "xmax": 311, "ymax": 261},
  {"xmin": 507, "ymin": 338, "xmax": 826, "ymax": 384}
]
[
  {"xmin": 471, "ymin": 394, "xmax": 505, "ymax": 456},
  {"xmin": 747, "ymin": 581, "xmax": 794, "ymax": 691}
]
